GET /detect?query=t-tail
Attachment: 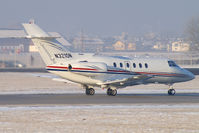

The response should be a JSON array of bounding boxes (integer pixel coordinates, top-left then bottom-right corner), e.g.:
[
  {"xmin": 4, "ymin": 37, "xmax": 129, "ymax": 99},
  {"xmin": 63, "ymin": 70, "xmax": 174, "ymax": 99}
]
[{"xmin": 22, "ymin": 22, "xmax": 73, "ymax": 66}]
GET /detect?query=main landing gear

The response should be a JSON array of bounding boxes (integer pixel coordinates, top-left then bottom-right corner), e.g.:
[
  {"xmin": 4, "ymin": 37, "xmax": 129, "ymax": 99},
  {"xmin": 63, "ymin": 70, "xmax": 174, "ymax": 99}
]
[
  {"xmin": 107, "ymin": 88, "xmax": 117, "ymax": 96},
  {"xmin": 168, "ymin": 85, "xmax": 176, "ymax": 95},
  {"xmin": 83, "ymin": 85, "xmax": 117, "ymax": 96},
  {"xmin": 85, "ymin": 88, "xmax": 95, "ymax": 95}
]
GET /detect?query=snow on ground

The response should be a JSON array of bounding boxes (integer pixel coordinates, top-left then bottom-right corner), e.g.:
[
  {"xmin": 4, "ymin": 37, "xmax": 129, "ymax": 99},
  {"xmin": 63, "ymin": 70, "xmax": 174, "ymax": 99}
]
[
  {"xmin": 0, "ymin": 72, "xmax": 199, "ymax": 94},
  {"xmin": 0, "ymin": 104, "xmax": 199, "ymax": 133},
  {"xmin": 1, "ymin": 72, "xmax": 199, "ymax": 133},
  {"xmin": 0, "ymin": 72, "xmax": 77, "ymax": 93}
]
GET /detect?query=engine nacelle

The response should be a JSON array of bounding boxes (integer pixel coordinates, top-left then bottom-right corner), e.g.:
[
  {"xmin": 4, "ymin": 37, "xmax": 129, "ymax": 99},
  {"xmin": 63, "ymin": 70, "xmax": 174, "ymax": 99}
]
[{"xmin": 69, "ymin": 62, "xmax": 108, "ymax": 76}]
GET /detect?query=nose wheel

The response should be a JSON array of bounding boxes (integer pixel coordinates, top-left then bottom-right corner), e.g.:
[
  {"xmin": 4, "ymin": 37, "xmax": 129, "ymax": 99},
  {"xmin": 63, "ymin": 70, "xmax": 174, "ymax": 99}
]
[
  {"xmin": 85, "ymin": 88, "xmax": 95, "ymax": 95},
  {"xmin": 167, "ymin": 85, "xmax": 176, "ymax": 95},
  {"xmin": 168, "ymin": 89, "xmax": 176, "ymax": 95}
]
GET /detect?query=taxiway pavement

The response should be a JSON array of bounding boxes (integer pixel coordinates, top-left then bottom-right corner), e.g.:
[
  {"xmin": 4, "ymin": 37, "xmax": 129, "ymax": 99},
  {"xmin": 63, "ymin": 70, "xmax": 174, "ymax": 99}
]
[{"xmin": 0, "ymin": 93, "xmax": 199, "ymax": 105}]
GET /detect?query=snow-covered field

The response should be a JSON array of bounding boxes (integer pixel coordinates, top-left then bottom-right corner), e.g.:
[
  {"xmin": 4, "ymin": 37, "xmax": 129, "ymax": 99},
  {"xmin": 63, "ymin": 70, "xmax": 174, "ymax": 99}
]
[
  {"xmin": 0, "ymin": 104, "xmax": 199, "ymax": 133},
  {"xmin": 0, "ymin": 72, "xmax": 199, "ymax": 133}
]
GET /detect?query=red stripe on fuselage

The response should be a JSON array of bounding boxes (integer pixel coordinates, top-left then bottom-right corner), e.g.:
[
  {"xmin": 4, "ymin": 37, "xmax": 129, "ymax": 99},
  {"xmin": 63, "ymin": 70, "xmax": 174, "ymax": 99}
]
[
  {"xmin": 47, "ymin": 66, "xmax": 67, "ymax": 69},
  {"xmin": 46, "ymin": 66, "xmax": 179, "ymax": 76},
  {"xmin": 46, "ymin": 66, "xmax": 97, "ymax": 71},
  {"xmin": 107, "ymin": 69, "xmax": 130, "ymax": 73}
]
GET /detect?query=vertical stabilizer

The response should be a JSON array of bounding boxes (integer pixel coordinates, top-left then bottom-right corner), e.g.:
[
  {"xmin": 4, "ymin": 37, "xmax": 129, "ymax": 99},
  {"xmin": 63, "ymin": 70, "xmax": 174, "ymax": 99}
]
[{"xmin": 22, "ymin": 22, "xmax": 73, "ymax": 66}]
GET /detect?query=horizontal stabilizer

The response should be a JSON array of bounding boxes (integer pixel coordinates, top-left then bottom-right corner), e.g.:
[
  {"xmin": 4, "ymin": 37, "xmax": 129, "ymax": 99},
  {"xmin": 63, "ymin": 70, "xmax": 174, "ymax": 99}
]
[
  {"xmin": 22, "ymin": 23, "xmax": 49, "ymax": 37},
  {"xmin": 4, "ymin": 36, "xmax": 60, "ymax": 40},
  {"xmin": 25, "ymin": 36, "xmax": 60, "ymax": 39}
]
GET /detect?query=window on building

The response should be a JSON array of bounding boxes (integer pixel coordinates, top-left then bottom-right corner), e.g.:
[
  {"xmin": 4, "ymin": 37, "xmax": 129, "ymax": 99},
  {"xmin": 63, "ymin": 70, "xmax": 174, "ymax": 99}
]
[
  {"xmin": 139, "ymin": 63, "xmax": 142, "ymax": 68},
  {"xmin": 120, "ymin": 63, "xmax": 123, "ymax": 68},
  {"xmin": 113, "ymin": 62, "xmax": 117, "ymax": 67},
  {"xmin": 145, "ymin": 63, "xmax": 148, "ymax": 68}
]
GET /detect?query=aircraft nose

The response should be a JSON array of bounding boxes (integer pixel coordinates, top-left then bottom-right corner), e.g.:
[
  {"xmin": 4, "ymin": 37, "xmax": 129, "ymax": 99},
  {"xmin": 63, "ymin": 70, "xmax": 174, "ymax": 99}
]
[
  {"xmin": 189, "ymin": 72, "xmax": 195, "ymax": 80},
  {"xmin": 184, "ymin": 69, "xmax": 195, "ymax": 81}
]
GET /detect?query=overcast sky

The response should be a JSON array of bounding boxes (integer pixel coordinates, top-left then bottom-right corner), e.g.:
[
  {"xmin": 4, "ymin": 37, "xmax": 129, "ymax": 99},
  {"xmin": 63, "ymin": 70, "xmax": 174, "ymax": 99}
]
[{"xmin": 0, "ymin": 0, "xmax": 198, "ymax": 36}]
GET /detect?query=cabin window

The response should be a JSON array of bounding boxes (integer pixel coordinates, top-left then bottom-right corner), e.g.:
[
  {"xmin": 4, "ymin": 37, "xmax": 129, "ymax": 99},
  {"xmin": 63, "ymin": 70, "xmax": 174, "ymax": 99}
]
[
  {"xmin": 120, "ymin": 63, "xmax": 123, "ymax": 68},
  {"xmin": 80, "ymin": 60, "xmax": 88, "ymax": 62},
  {"xmin": 126, "ymin": 63, "xmax": 130, "ymax": 68},
  {"xmin": 168, "ymin": 61, "xmax": 177, "ymax": 67},
  {"xmin": 113, "ymin": 62, "xmax": 117, "ymax": 67},
  {"xmin": 145, "ymin": 63, "xmax": 148, "ymax": 68},
  {"xmin": 133, "ymin": 63, "xmax": 136, "ymax": 68},
  {"xmin": 139, "ymin": 63, "xmax": 142, "ymax": 68}
]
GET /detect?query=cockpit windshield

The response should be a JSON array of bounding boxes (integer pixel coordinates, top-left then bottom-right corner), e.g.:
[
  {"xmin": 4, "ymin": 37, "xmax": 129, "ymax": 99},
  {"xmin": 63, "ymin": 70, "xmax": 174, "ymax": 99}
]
[{"xmin": 168, "ymin": 61, "xmax": 178, "ymax": 67}]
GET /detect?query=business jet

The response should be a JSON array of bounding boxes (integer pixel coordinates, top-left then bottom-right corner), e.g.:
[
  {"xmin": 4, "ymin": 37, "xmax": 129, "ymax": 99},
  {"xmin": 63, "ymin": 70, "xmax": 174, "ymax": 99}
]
[{"xmin": 22, "ymin": 22, "xmax": 195, "ymax": 96}]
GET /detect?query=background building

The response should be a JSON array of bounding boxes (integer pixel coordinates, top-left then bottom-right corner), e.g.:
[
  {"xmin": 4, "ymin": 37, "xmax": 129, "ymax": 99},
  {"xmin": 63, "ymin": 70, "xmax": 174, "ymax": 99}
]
[
  {"xmin": 72, "ymin": 34, "xmax": 104, "ymax": 52},
  {"xmin": 113, "ymin": 41, "xmax": 125, "ymax": 51},
  {"xmin": 172, "ymin": 41, "xmax": 190, "ymax": 52},
  {"xmin": 0, "ymin": 29, "xmax": 29, "ymax": 53}
]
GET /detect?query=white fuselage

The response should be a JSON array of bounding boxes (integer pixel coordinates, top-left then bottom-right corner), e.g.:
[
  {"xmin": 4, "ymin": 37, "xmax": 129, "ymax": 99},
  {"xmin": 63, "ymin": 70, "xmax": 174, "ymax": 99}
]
[{"xmin": 46, "ymin": 53, "xmax": 195, "ymax": 89}]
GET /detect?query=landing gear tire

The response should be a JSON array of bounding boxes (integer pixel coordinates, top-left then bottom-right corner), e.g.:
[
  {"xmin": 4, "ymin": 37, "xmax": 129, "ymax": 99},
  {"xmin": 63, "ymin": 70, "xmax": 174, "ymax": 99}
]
[
  {"xmin": 107, "ymin": 88, "xmax": 117, "ymax": 96},
  {"xmin": 111, "ymin": 89, "xmax": 117, "ymax": 96},
  {"xmin": 107, "ymin": 88, "xmax": 112, "ymax": 95},
  {"xmin": 86, "ymin": 88, "xmax": 95, "ymax": 95},
  {"xmin": 168, "ymin": 89, "xmax": 176, "ymax": 95}
]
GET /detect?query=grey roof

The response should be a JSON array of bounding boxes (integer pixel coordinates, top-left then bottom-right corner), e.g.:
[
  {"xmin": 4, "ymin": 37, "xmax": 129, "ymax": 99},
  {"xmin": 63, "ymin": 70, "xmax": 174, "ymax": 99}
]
[{"xmin": 0, "ymin": 30, "xmax": 26, "ymax": 38}]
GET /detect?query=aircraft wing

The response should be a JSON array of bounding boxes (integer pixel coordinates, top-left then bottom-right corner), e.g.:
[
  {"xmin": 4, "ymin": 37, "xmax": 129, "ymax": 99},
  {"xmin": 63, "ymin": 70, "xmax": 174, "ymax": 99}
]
[{"xmin": 96, "ymin": 73, "xmax": 152, "ymax": 87}]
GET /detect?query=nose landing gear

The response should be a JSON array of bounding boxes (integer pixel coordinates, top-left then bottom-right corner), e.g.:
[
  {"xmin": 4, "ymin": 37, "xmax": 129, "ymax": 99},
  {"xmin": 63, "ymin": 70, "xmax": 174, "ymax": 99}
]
[
  {"xmin": 168, "ymin": 89, "xmax": 176, "ymax": 95},
  {"xmin": 168, "ymin": 85, "xmax": 176, "ymax": 95}
]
